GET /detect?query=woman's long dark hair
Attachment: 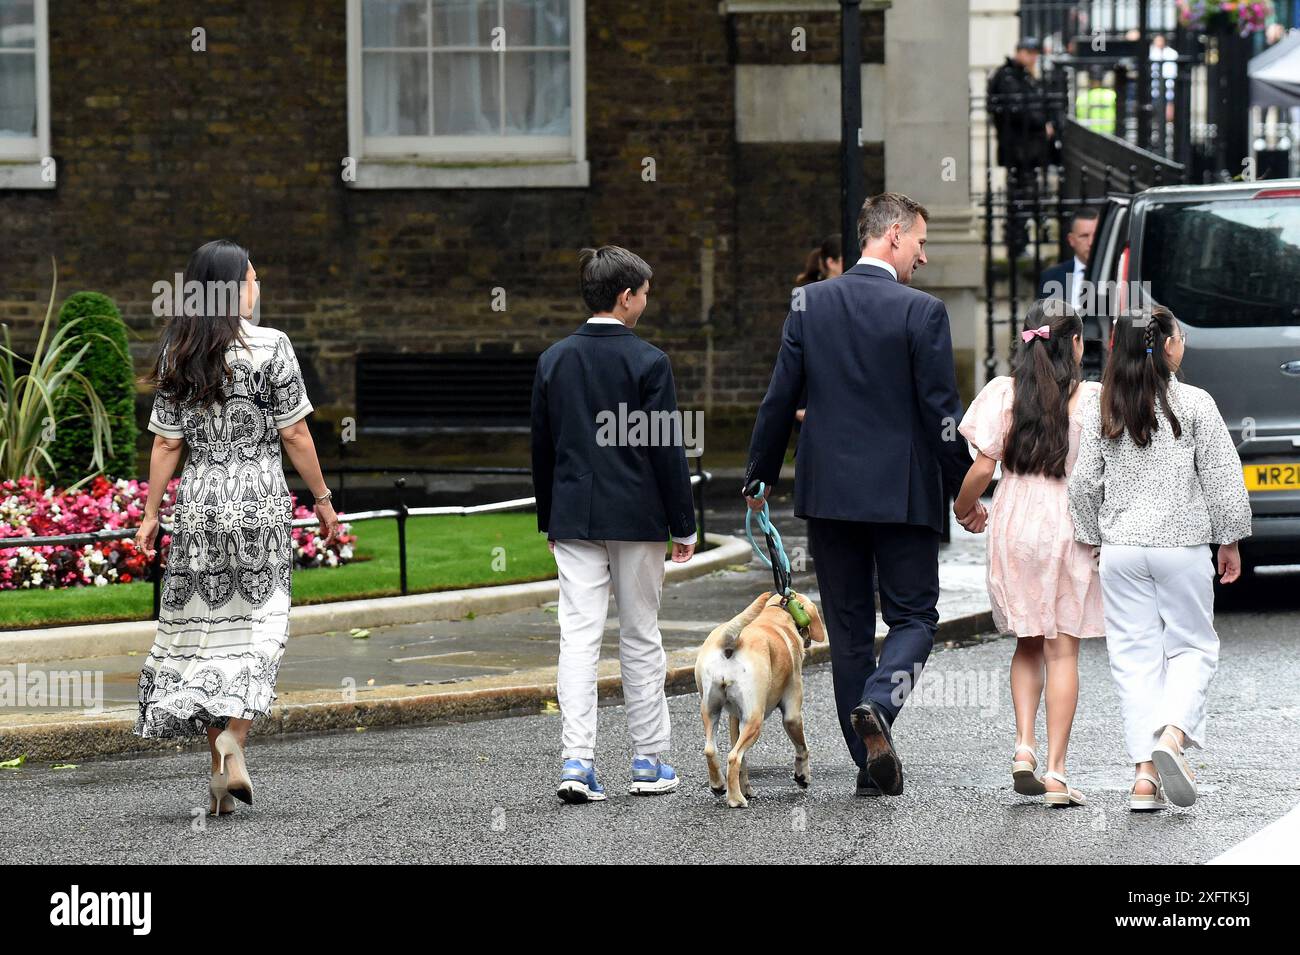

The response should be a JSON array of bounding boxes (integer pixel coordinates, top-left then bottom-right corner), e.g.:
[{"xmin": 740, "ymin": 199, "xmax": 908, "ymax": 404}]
[
  {"xmin": 146, "ymin": 240, "xmax": 253, "ymax": 408},
  {"xmin": 1002, "ymin": 298, "xmax": 1084, "ymax": 478},
  {"xmin": 1101, "ymin": 304, "xmax": 1181, "ymax": 447},
  {"xmin": 794, "ymin": 234, "xmax": 842, "ymax": 285}
]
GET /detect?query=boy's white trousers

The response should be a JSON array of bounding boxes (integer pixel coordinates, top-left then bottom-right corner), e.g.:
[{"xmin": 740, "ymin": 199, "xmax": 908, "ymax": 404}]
[
  {"xmin": 1099, "ymin": 543, "xmax": 1219, "ymax": 763},
  {"xmin": 553, "ymin": 539, "xmax": 671, "ymax": 761}
]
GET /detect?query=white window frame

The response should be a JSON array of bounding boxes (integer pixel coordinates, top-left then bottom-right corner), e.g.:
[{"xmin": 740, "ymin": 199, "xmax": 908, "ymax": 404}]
[
  {"xmin": 346, "ymin": 0, "xmax": 587, "ymax": 189},
  {"xmin": 0, "ymin": 0, "xmax": 53, "ymax": 189}
]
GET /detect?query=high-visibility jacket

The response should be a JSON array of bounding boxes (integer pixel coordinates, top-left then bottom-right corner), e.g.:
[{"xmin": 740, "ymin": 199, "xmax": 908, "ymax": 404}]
[{"xmin": 1076, "ymin": 86, "xmax": 1117, "ymax": 135}]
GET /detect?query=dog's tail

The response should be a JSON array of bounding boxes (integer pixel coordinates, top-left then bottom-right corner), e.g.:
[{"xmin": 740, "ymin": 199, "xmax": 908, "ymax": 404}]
[
  {"xmin": 718, "ymin": 592, "xmax": 772, "ymax": 659},
  {"xmin": 721, "ymin": 619, "xmax": 744, "ymax": 659}
]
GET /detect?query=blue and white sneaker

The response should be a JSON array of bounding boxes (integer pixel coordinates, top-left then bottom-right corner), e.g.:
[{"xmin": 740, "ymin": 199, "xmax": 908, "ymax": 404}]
[
  {"xmin": 556, "ymin": 759, "xmax": 606, "ymax": 804},
  {"xmin": 629, "ymin": 757, "xmax": 680, "ymax": 795}
]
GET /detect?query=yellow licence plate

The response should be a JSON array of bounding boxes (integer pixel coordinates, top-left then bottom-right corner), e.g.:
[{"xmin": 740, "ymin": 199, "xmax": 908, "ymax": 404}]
[{"xmin": 1243, "ymin": 462, "xmax": 1300, "ymax": 491}]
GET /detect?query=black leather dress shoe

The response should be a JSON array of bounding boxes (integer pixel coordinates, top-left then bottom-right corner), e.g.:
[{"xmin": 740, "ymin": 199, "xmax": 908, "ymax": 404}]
[
  {"xmin": 850, "ymin": 700, "xmax": 903, "ymax": 795},
  {"xmin": 855, "ymin": 766, "xmax": 881, "ymax": 797}
]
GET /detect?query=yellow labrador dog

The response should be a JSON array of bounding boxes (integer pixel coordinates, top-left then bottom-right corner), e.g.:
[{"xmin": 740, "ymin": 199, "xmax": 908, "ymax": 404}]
[{"xmin": 695, "ymin": 591, "xmax": 827, "ymax": 808}]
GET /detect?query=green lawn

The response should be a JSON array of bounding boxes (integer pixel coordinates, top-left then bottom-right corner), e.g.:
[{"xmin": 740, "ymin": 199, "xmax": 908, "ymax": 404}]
[{"xmin": 0, "ymin": 513, "xmax": 558, "ymax": 630}]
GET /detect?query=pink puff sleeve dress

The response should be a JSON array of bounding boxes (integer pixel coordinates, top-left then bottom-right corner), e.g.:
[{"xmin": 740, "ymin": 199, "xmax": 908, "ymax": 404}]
[{"xmin": 958, "ymin": 376, "xmax": 1105, "ymax": 640}]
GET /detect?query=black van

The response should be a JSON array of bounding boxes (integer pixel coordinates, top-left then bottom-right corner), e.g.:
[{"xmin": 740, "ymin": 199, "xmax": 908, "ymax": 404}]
[{"xmin": 1083, "ymin": 180, "xmax": 1300, "ymax": 572}]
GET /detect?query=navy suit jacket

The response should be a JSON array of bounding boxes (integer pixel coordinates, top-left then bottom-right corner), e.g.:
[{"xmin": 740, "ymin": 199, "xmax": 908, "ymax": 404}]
[
  {"xmin": 744, "ymin": 264, "xmax": 974, "ymax": 532},
  {"xmin": 1037, "ymin": 259, "xmax": 1078, "ymax": 302},
  {"xmin": 531, "ymin": 321, "xmax": 697, "ymax": 542}
]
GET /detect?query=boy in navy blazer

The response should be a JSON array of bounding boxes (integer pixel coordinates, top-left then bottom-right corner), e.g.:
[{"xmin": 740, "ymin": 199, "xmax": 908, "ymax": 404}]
[{"xmin": 531, "ymin": 246, "xmax": 697, "ymax": 803}]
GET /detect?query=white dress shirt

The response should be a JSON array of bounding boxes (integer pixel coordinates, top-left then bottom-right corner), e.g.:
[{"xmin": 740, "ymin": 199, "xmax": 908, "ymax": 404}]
[
  {"xmin": 856, "ymin": 256, "xmax": 898, "ymax": 280},
  {"xmin": 582, "ymin": 317, "xmax": 697, "ymax": 546}
]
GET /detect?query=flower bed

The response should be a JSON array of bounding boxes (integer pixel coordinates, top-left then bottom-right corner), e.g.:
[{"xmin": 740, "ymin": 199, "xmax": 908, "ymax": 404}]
[{"xmin": 0, "ymin": 476, "xmax": 354, "ymax": 590}]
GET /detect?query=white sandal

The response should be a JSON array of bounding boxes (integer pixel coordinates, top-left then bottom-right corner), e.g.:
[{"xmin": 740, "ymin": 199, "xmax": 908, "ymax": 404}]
[
  {"xmin": 1128, "ymin": 771, "xmax": 1167, "ymax": 812},
  {"xmin": 1152, "ymin": 729, "xmax": 1197, "ymax": 808},
  {"xmin": 1012, "ymin": 744, "xmax": 1046, "ymax": 796},
  {"xmin": 1042, "ymin": 770, "xmax": 1086, "ymax": 807}
]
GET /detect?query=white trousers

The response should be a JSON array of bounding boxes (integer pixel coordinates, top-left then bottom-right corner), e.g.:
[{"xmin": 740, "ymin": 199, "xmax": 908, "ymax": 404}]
[
  {"xmin": 553, "ymin": 539, "xmax": 671, "ymax": 761},
  {"xmin": 1099, "ymin": 543, "xmax": 1219, "ymax": 763}
]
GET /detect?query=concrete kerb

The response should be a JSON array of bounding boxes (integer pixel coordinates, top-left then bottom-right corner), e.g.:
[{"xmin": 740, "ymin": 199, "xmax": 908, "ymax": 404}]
[
  {"xmin": 0, "ymin": 605, "xmax": 996, "ymax": 764},
  {"xmin": 0, "ymin": 532, "xmax": 755, "ymax": 666}
]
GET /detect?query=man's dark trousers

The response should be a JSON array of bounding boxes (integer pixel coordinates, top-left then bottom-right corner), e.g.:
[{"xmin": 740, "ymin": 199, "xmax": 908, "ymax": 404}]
[{"xmin": 807, "ymin": 517, "xmax": 940, "ymax": 770}]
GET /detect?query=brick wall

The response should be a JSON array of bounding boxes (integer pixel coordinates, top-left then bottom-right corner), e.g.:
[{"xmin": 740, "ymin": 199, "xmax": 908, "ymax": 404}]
[{"xmin": 0, "ymin": 1, "xmax": 887, "ymax": 466}]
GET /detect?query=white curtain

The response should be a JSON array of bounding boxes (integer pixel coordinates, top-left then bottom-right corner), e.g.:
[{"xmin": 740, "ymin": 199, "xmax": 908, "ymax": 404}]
[{"xmin": 364, "ymin": 0, "xmax": 571, "ymax": 138}]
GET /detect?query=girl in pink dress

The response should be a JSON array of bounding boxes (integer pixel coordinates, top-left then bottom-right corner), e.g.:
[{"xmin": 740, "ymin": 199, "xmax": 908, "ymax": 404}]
[{"xmin": 954, "ymin": 299, "xmax": 1105, "ymax": 807}]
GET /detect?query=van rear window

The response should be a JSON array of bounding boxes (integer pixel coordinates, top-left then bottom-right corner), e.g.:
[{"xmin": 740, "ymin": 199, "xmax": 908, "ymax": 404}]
[{"xmin": 1141, "ymin": 197, "xmax": 1300, "ymax": 327}]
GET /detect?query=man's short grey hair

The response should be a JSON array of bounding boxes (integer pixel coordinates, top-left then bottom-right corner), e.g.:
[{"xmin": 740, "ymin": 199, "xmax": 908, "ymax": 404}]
[{"xmin": 857, "ymin": 192, "xmax": 930, "ymax": 247}]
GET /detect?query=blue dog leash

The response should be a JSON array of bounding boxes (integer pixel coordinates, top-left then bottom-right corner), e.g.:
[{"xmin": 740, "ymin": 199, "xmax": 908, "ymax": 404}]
[{"xmin": 743, "ymin": 480, "xmax": 813, "ymax": 641}]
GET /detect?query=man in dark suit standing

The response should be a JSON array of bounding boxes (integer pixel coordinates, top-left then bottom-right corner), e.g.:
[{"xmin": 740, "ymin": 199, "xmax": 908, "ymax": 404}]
[
  {"xmin": 1037, "ymin": 205, "xmax": 1098, "ymax": 308},
  {"xmin": 743, "ymin": 193, "xmax": 982, "ymax": 797},
  {"xmin": 531, "ymin": 246, "xmax": 697, "ymax": 805}
]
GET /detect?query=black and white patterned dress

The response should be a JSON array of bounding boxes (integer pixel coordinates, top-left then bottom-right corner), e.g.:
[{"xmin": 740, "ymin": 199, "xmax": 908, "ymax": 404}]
[{"xmin": 135, "ymin": 318, "xmax": 313, "ymax": 739}]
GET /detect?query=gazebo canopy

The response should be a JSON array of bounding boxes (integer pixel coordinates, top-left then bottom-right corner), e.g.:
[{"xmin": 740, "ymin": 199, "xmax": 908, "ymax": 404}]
[{"xmin": 1250, "ymin": 30, "xmax": 1300, "ymax": 110}]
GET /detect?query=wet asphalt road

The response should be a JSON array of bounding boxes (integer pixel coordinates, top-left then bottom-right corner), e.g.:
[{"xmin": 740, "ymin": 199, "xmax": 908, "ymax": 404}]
[{"xmin": 1, "ymin": 572, "xmax": 1296, "ymax": 864}]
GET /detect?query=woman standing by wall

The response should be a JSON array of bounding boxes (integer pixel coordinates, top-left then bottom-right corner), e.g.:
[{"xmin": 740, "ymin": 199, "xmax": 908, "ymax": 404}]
[{"xmin": 133, "ymin": 239, "xmax": 339, "ymax": 816}]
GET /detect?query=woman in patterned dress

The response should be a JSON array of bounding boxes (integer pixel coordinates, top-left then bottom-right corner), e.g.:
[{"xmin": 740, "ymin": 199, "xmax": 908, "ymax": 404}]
[{"xmin": 133, "ymin": 240, "xmax": 340, "ymax": 816}]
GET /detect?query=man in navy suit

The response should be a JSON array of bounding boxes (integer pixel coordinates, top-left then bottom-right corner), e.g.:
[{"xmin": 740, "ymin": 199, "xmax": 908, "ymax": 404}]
[
  {"xmin": 531, "ymin": 246, "xmax": 697, "ymax": 804},
  {"xmin": 744, "ymin": 193, "xmax": 982, "ymax": 797},
  {"xmin": 1037, "ymin": 205, "xmax": 1098, "ymax": 308}
]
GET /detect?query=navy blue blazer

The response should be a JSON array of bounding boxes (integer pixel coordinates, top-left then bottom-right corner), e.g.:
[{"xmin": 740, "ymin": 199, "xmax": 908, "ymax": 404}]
[
  {"xmin": 1037, "ymin": 259, "xmax": 1078, "ymax": 302},
  {"xmin": 744, "ymin": 264, "xmax": 974, "ymax": 532},
  {"xmin": 531, "ymin": 321, "xmax": 697, "ymax": 542}
]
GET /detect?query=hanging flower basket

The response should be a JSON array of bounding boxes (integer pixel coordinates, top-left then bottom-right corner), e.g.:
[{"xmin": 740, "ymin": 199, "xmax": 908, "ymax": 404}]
[{"xmin": 1176, "ymin": 1, "xmax": 1275, "ymax": 37}]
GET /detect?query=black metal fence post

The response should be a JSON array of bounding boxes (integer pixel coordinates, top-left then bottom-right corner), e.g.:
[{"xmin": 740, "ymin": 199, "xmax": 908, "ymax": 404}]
[
  {"xmin": 337, "ymin": 435, "xmax": 348, "ymax": 515},
  {"xmin": 694, "ymin": 457, "xmax": 707, "ymax": 545},
  {"xmin": 394, "ymin": 476, "xmax": 409, "ymax": 595},
  {"xmin": 839, "ymin": 0, "xmax": 863, "ymax": 263}
]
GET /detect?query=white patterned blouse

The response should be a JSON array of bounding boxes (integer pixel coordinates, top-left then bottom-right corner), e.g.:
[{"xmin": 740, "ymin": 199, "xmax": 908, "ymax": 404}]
[{"xmin": 1068, "ymin": 375, "xmax": 1253, "ymax": 547}]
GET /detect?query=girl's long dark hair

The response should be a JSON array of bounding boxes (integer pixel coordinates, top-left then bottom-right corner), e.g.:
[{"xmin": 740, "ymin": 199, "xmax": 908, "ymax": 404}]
[
  {"xmin": 145, "ymin": 239, "xmax": 253, "ymax": 408},
  {"xmin": 1002, "ymin": 298, "xmax": 1084, "ymax": 478},
  {"xmin": 1101, "ymin": 304, "xmax": 1181, "ymax": 447},
  {"xmin": 794, "ymin": 234, "xmax": 842, "ymax": 285}
]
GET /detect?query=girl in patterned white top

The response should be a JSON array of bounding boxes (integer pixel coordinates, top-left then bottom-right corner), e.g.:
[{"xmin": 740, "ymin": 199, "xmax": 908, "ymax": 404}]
[{"xmin": 1069, "ymin": 305, "xmax": 1252, "ymax": 812}]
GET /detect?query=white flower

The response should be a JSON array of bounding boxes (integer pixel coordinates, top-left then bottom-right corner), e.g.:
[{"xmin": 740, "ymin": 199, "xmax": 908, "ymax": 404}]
[{"xmin": 93, "ymin": 574, "xmax": 108, "ymax": 587}]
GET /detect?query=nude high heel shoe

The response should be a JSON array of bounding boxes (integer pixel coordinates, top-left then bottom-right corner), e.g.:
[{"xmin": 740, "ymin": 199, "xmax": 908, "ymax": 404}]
[
  {"xmin": 208, "ymin": 785, "xmax": 237, "ymax": 816},
  {"xmin": 214, "ymin": 727, "xmax": 254, "ymax": 806}
]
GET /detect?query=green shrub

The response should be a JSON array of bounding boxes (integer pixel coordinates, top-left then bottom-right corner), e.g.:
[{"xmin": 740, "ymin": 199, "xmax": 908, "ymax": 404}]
[
  {"xmin": 1, "ymin": 261, "xmax": 117, "ymax": 490},
  {"xmin": 48, "ymin": 292, "xmax": 138, "ymax": 482}
]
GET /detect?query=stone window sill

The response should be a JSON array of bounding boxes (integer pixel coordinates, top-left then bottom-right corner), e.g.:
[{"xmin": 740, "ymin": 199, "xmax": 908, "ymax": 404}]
[
  {"xmin": 0, "ymin": 161, "xmax": 55, "ymax": 190},
  {"xmin": 346, "ymin": 159, "xmax": 590, "ymax": 190}
]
